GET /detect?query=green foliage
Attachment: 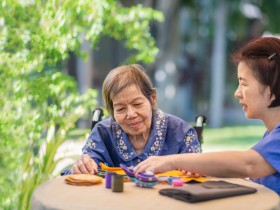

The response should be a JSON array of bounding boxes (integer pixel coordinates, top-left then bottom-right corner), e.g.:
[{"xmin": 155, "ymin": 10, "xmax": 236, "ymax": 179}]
[
  {"xmin": 102, "ymin": 4, "xmax": 163, "ymax": 63},
  {"xmin": 254, "ymin": 0, "xmax": 280, "ymax": 33},
  {"xmin": 0, "ymin": 0, "xmax": 162, "ymax": 209}
]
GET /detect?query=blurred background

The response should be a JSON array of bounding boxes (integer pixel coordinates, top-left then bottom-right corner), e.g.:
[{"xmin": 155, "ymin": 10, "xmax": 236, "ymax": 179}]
[
  {"xmin": 1, "ymin": 0, "xmax": 280, "ymax": 209},
  {"xmin": 69, "ymin": 0, "xmax": 280, "ymax": 128}
]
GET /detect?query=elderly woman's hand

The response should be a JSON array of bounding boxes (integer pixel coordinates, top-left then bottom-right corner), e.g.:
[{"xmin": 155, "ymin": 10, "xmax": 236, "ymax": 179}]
[{"xmin": 70, "ymin": 154, "xmax": 98, "ymax": 174}]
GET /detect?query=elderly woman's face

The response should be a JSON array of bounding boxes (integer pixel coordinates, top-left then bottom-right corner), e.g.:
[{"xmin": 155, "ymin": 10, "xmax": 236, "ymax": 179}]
[{"xmin": 112, "ymin": 84, "xmax": 156, "ymax": 138}]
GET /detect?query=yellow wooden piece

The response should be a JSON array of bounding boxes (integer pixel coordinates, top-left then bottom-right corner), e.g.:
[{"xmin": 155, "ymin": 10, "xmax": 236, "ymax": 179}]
[
  {"xmin": 157, "ymin": 170, "xmax": 184, "ymax": 177},
  {"xmin": 156, "ymin": 170, "xmax": 208, "ymax": 183},
  {"xmin": 100, "ymin": 163, "xmax": 126, "ymax": 175},
  {"xmin": 180, "ymin": 176, "xmax": 208, "ymax": 183},
  {"xmin": 65, "ymin": 174, "xmax": 103, "ymax": 186}
]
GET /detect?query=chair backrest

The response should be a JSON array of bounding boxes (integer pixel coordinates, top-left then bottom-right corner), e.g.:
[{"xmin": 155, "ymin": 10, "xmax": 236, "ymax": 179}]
[
  {"xmin": 193, "ymin": 115, "xmax": 207, "ymax": 150},
  {"xmin": 91, "ymin": 108, "xmax": 104, "ymax": 130}
]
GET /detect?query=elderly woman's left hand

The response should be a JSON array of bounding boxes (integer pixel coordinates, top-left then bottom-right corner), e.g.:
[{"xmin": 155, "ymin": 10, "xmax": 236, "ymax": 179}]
[{"xmin": 70, "ymin": 154, "xmax": 98, "ymax": 175}]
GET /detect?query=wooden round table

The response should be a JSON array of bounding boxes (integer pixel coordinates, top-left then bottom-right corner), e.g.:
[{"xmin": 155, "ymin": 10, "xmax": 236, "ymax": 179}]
[{"xmin": 31, "ymin": 176, "xmax": 280, "ymax": 210}]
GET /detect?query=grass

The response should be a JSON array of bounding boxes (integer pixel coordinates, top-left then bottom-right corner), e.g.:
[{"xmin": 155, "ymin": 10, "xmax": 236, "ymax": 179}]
[{"xmin": 202, "ymin": 125, "xmax": 266, "ymax": 152}]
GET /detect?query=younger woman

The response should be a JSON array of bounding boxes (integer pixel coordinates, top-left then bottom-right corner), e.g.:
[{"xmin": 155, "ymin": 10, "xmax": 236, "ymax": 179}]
[{"xmin": 135, "ymin": 37, "xmax": 280, "ymax": 195}]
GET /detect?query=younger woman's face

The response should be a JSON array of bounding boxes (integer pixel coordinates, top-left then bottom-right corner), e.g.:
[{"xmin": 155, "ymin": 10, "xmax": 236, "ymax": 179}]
[{"xmin": 234, "ymin": 61, "xmax": 273, "ymax": 120}]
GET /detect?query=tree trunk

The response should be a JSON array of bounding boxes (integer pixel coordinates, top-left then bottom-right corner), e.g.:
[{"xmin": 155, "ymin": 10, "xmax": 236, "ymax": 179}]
[
  {"xmin": 209, "ymin": 0, "xmax": 228, "ymax": 127},
  {"xmin": 154, "ymin": 0, "xmax": 193, "ymax": 120}
]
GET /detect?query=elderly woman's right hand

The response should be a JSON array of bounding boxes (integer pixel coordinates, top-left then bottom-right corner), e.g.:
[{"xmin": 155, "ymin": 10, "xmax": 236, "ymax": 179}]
[{"xmin": 70, "ymin": 154, "xmax": 98, "ymax": 174}]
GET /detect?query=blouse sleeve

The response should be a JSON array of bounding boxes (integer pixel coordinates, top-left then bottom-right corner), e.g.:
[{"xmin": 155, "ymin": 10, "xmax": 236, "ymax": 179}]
[
  {"xmin": 252, "ymin": 126, "xmax": 280, "ymax": 173},
  {"xmin": 180, "ymin": 127, "xmax": 201, "ymax": 153},
  {"xmin": 82, "ymin": 123, "xmax": 114, "ymax": 168},
  {"xmin": 164, "ymin": 113, "xmax": 201, "ymax": 154}
]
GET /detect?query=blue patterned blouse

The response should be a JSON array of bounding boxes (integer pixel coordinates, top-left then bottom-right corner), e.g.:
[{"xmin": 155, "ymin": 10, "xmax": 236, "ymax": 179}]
[{"xmin": 82, "ymin": 109, "xmax": 201, "ymax": 168}]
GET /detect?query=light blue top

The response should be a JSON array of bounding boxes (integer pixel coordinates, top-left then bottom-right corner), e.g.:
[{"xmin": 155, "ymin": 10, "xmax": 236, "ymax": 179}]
[
  {"xmin": 82, "ymin": 109, "xmax": 200, "ymax": 168},
  {"xmin": 251, "ymin": 124, "xmax": 280, "ymax": 195}
]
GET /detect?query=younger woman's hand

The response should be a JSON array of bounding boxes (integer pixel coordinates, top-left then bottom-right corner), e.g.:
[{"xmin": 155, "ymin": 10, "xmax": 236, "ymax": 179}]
[
  {"xmin": 178, "ymin": 169, "xmax": 201, "ymax": 177},
  {"xmin": 134, "ymin": 155, "xmax": 174, "ymax": 175},
  {"xmin": 185, "ymin": 171, "xmax": 201, "ymax": 177}
]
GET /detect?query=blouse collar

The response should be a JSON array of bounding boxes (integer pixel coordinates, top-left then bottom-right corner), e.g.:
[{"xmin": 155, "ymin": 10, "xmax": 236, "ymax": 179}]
[{"xmin": 112, "ymin": 109, "xmax": 167, "ymax": 161}]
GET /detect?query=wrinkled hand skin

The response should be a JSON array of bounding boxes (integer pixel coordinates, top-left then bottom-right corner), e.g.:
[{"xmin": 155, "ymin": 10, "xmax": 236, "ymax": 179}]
[{"xmin": 70, "ymin": 154, "xmax": 98, "ymax": 175}]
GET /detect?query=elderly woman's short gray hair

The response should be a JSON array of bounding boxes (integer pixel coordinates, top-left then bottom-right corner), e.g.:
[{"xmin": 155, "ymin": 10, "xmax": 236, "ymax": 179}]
[{"xmin": 102, "ymin": 64, "xmax": 157, "ymax": 118}]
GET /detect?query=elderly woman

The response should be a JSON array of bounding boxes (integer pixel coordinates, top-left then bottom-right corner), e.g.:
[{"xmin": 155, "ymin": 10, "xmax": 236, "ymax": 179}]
[{"xmin": 69, "ymin": 64, "xmax": 200, "ymax": 175}]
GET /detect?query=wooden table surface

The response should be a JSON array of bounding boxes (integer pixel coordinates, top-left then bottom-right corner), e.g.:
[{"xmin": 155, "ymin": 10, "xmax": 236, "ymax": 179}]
[{"xmin": 31, "ymin": 176, "xmax": 280, "ymax": 210}]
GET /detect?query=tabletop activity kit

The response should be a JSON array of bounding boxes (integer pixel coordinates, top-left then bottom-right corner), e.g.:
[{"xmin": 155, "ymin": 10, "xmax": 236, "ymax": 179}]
[{"xmin": 64, "ymin": 163, "xmax": 257, "ymax": 203}]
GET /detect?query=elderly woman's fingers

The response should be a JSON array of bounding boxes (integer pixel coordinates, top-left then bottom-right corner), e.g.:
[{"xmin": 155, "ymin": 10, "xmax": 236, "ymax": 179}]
[
  {"xmin": 81, "ymin": 154, "xmax": 98, "ymax": 174},
  {"xmin": 76, "ymin": 159, "xmax": 90, "ymax": 174},
  {"xmin": 70, "ymin": 155, "xmax": 96, "ymax": 174},
  {"xmin": 71, "ymin": 162, "xmax": 82, "ymax": 174}
]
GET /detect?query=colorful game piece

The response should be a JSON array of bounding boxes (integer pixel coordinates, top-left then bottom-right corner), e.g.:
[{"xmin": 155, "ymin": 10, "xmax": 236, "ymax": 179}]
[
  {"xmin": 97, "ymin": 169, "xmax": 107, "ymax": 178},
  {"xmin": 119, "ymin": 164, "xmax": 136, "ymax": 181},
  {"xmin": 135, "ymin": 179, "xmax": 158, "ymax": 188},
  {"xmin": 112, "ymin": 174, "xmax": 124, "ymax": 192},
  {"xmin": 120, "ymin": 164, "xmax": 158, "ymax": 188},
  {"xmin": 105, "ymin": 172, "xmax": 115, "ymax": 188},
  {"xmin": 137, "ymin": 171, "xmax": 158, "ymax": 182},
  {"xmin": 65, "ymin": 174, "xmax": 103, "ymax": 186},
  {"xmin": 172, "ymin": 179, "xmax": 185, "ymax": 187}
]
